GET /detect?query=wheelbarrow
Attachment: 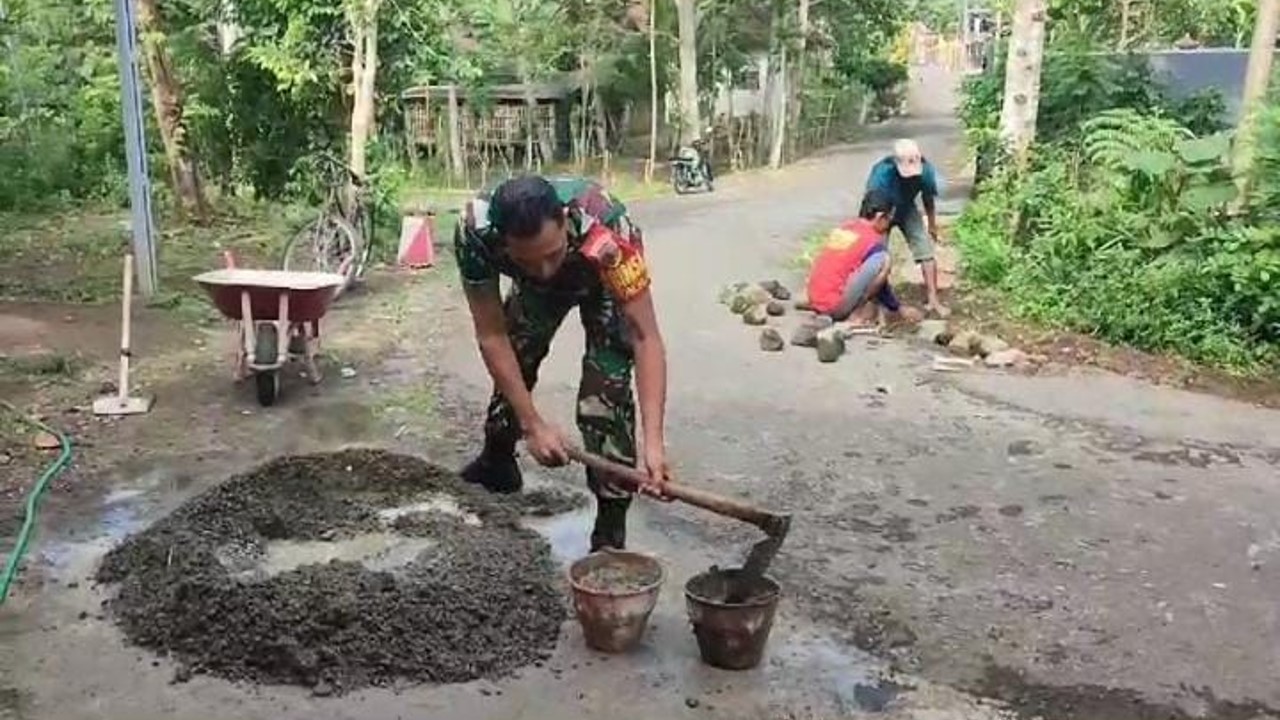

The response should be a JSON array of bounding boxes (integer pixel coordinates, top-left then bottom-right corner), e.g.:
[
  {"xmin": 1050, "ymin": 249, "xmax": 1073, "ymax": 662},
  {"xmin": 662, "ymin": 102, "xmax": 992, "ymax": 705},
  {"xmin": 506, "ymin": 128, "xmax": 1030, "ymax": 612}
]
[{"xmin": 194, "ymin": 266, "xmax": 345, "ymax": 406}]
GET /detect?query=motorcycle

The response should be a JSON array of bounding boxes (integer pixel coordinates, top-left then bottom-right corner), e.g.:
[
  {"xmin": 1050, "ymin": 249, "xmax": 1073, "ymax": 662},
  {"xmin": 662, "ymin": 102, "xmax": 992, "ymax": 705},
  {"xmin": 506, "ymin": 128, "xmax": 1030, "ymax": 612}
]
[{"xmin": 670, "ymin": 139, "xmax": 714, "ymax": 194}]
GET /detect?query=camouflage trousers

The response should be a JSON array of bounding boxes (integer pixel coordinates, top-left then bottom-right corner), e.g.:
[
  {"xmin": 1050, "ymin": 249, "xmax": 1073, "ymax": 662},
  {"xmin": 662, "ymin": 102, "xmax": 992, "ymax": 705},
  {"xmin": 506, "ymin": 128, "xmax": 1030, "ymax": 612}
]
[{"xmin": 483, "ymin": 281, "xmax": 637, "ymax": 500}]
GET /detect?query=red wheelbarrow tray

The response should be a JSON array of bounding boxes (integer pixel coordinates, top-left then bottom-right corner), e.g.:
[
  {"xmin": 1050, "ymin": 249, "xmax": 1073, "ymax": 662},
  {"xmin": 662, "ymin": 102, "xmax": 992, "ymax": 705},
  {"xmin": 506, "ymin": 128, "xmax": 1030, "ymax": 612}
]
[{"xmin": 194, "ymin": 269, "xmax": 346, "ymax": 322}]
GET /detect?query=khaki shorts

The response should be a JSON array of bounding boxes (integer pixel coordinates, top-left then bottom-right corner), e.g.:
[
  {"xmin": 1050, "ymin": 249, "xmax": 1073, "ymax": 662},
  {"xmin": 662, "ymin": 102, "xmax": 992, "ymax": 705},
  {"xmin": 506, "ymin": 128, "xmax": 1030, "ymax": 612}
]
[{"xmin": 894, "ymin": 207, "xmax": 934, "ymax": 263}]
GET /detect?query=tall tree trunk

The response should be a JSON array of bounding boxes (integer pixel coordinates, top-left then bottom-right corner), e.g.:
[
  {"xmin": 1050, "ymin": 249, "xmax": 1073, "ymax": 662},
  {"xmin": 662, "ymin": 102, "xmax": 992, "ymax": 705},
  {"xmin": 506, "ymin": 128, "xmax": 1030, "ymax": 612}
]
[
  {"xmin": 446, "ymin": 84, "xmax": 465, "ymax": 179},
  {"xmin": 593, "ymin": 87, "xmax": 610, "ymax": 164},
  {"xmin": 1118, "ymin": 0, "xmax": 1131, "ymax": 50},
  {"xmin": 760, "ymin": 23, "xmax": 777, "ymax": 162},
  {"xmin": 523, "ymin": 84, "xmax": 537, "ymax": 170},
  {"xmin": 348, "ymin": 0, "xmax": 380, "ymax": 189},
  {"xmin": 578, "ymin": 55, "xmax": 591, "ymax": 167},
  {"xmin": 645, "ymin": 0, "xmax": 658, "ymax": 183},
  {"xmin": 768, "ymin": 47, "xmax": 787, "ymax": 169},
  {"xmin": 786, "ymin": 0, "xmax": 810, "ymax": 158},
  {"xmin": 674, "ymin": 0, "xmax": 701, "ymax": 145},
  {"xmin": 135, "ymin": 0, "xmax": 209, "ymax": 222},
  {"xmin": 1233, "ymin": 0, "xmax": 1280, "ymax": 200},
  {"xmin": 516, "ymin": 59, "xmax": 538, "ymax": 170},
  {"xmin": 997, "ymin": 0, "xmax": 1047, "ymax": 167}
]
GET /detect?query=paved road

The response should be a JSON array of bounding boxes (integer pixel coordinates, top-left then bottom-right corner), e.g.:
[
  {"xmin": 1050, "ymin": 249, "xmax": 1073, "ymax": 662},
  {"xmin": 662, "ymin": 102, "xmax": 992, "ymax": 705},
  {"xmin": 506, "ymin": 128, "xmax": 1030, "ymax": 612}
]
[
  {"xmin": 433, "ymin": 64, "xmax": 1280, "ymax": 717},
  {"xmin": 7, "ymin": 64, "xmax": 1280, "ymax": 720}
]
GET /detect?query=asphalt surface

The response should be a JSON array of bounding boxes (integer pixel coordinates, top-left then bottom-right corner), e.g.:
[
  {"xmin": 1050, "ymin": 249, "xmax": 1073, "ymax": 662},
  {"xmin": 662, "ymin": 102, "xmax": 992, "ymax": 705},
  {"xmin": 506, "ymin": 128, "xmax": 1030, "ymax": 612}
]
[{"xmin": 4, "ymin": 64, "xmax": 1280, "ymax": 719}]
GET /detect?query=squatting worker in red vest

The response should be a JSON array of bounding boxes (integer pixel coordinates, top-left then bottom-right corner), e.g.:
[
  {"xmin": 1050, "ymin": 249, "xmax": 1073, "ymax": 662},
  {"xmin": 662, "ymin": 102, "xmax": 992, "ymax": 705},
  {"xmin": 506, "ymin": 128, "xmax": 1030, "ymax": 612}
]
[
  {"xmin": 806, "ymin": 189, "xmax": 923, "ymax": 327},
  {"xmin": 454, "ymin": 175, "xmax": 671, "ymax": 552}
]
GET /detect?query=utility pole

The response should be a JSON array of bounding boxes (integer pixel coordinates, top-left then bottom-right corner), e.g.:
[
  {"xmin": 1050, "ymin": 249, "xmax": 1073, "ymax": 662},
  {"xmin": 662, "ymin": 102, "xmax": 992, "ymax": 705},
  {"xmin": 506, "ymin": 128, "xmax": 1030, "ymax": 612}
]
[
  {"xmin": 1232, "ymin": 0, "xmax": 1280, "ymax": 200},
  {"xmin": 113, "ymin": 0, "xmax": 159, "ymax": 296}
]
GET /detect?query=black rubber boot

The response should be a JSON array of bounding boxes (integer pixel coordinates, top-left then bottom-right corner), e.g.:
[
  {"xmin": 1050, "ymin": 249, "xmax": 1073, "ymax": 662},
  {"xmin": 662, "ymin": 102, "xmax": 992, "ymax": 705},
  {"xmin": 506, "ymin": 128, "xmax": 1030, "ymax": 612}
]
[
  {"xmin": 460, "ymin": 443, "xmax": 523, "ymax": 494},
  {"xmin": 589, "ymin": 497, "xmax": 631, "ymax": 552}
]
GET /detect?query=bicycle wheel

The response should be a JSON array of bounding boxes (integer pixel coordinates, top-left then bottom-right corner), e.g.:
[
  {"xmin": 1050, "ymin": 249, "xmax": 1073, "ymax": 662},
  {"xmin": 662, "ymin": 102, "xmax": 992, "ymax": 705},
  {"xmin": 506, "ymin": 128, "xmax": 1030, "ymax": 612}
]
[
  {"xmin": 282, "ymin": 213, "xmax": 363, "ymax": 299},
  {"xmin": 348, "ymin": 204, "xmax": 374, "ymax": 284}
]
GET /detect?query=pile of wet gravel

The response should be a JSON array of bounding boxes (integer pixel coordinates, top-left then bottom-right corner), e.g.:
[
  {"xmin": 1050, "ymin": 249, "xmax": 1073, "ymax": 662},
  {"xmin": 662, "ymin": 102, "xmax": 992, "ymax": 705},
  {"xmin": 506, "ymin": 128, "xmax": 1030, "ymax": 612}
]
[{"xmin": 95, "ymin": 449, "xmax": 567, "ymax": 695}]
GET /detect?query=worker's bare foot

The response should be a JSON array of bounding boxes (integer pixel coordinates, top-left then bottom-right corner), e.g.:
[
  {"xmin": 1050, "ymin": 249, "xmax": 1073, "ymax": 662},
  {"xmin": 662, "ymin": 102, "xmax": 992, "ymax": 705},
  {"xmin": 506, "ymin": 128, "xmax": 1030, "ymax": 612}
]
[
  {"xmin": 925, "ymin": 302, "xmax": 951, "ymax": 319},
  {"xmin": 893, "ymin": 306, "xmax": 925, "ymax": 325}
]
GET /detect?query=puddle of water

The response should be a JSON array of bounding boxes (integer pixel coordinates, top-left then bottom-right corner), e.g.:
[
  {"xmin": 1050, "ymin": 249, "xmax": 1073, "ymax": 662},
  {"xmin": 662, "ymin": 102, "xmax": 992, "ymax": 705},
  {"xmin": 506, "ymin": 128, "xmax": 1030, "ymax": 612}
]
[
  {"xmin": 102, "ymin": 489, "xmax": 144, "ymax": 505},
  {"xmin": 39, "ymin": 496, "xmax": 147, "ymax": 572},
  {"xmin": 525, "ymin": 508, "xmax": 593, "ymax": 564},
  {"xmin": 378, "ymin": 494, "xmax": 482, "ymax": 526},
  {"xmin": 41, "ymin": 466, "xmax": 198, "ymax": 572},
  {"xmin": 234, "ymin": 533, "xmax": 438, "ymax": 579}
]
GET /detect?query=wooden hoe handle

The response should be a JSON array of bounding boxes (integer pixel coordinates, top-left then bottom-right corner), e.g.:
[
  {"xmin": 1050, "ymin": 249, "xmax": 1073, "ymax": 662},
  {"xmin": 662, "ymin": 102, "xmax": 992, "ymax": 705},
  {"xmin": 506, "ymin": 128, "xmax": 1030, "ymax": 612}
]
[{"xmin": 566, "ymin": 447, "xmax": 784, "ymax": 534}]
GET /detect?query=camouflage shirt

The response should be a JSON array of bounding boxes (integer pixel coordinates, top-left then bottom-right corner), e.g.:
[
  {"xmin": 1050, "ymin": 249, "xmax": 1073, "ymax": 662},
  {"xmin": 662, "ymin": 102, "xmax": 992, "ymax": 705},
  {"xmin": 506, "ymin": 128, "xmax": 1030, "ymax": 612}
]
[{"xmin": 454, "ymin": 176, "xmax": 651, "ymax": 302}]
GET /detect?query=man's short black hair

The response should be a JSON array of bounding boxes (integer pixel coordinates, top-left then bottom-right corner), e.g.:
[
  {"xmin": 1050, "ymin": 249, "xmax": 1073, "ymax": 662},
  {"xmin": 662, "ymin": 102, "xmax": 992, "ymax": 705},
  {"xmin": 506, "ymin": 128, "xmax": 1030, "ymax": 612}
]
[
  {"xmin": 489, "ymin": 175, "xmax": 565, "ymax": 241},
  {"xmin": 858, "ymin": 188, "xmax": 896, "ymax": 220}
]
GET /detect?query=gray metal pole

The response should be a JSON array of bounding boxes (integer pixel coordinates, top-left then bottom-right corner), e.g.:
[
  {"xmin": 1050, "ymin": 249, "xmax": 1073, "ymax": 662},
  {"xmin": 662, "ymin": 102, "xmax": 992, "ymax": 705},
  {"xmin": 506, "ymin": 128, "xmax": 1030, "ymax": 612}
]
[{"xmin": 113, "ymin": 0, "xmax": 159, "ymax": 296}]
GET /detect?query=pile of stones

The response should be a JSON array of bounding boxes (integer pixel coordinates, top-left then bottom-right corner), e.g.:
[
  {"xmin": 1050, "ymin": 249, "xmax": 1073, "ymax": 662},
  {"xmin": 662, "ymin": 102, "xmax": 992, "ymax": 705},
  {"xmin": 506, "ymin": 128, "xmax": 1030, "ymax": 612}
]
[
  {"xmin": 721, "ymin": 282, "xmax": 1038, "ymax": 369},
  {"xmin": 916, "ymin": 320, "xmax": 1034, "ymax": 368},
  {"xmin": 718, "ymin": 280, "xmax": 850, "ymax": 363}
]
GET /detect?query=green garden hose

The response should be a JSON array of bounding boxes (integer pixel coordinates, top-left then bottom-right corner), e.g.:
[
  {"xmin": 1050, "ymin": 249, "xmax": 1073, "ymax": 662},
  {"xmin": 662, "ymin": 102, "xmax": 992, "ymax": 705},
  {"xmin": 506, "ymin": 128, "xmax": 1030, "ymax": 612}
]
[{"xmin": 0, "ymin": 401, "xmax": 73, "ymax": 605}]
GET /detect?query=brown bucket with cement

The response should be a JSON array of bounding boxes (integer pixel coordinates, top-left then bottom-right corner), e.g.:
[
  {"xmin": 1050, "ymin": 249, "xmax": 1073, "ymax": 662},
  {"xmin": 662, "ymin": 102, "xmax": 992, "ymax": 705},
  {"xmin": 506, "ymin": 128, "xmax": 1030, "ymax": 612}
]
[
  {"xmin": 684, "ymin": 568, "xmax": 781, "ymax": 670},
  {"xmin": 568, "ymin": 551, "xmax": 665, "ymax": 653}
]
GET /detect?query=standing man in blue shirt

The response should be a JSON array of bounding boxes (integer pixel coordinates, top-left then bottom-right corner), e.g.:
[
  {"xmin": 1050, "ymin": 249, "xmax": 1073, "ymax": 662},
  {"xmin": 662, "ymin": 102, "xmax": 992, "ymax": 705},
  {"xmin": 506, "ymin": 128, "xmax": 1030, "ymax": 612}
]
[{"xmin": 865, "ymin": 138, "xmax": 948, "ymax": 317}]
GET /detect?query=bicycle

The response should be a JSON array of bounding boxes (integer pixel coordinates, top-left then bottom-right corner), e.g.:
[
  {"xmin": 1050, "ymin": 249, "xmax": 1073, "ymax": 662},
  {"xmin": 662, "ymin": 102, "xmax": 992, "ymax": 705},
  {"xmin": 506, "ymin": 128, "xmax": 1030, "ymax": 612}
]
[{"xmin": 281, "ymin": 153, "xmax": 376, "ymax": 299}]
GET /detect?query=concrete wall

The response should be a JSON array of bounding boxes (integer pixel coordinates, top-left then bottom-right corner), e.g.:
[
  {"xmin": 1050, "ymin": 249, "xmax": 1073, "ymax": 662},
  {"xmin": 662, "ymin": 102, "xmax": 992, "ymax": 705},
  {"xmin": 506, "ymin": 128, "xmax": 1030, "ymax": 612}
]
[
  {"xmin": 712, "ymin": 55, "xmax": 770, "ymax": 119},
  {"xmin": 1136, "ymin": 49, "xmax": 1249, "ymax": 123},
  {"xmin": 972, "ymin": 46, "xmax": 1254, "ymax": 123}
]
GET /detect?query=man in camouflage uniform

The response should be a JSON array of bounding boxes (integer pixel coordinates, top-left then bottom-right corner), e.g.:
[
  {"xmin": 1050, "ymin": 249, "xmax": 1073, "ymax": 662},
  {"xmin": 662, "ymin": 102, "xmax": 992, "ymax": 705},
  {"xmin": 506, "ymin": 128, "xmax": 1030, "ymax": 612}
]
[{"xmin": 454, "ymin": 175, "xmax": 670, "ymax": 552}]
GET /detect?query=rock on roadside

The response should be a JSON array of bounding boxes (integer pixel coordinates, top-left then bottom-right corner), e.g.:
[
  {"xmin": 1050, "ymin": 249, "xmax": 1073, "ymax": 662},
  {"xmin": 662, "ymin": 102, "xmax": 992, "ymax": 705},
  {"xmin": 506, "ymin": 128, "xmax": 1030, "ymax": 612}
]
[
  {"xmin": 791, "ymin": 325, "xmax": 818, "ymax": 347},
  {"xmin": 916, "ymin": 319, "xmax": 951, "ymax": 345},
  {"xmin": 743, "ymin": 304, "xmax": 769, "ymax": 325},
  {"xmin": 816, "ymin": 328, "xmax": 845, "ymax": 363},
  {"xmin": 718, "ymin": 283, "xmax": 748, "ymax": 305},
  {"xmin": 947, "ymin": 330, "xmax": 981, "ymax": 357},
  {"xmin": 807, "ymin": 314, "xmax": 834, "ymax": 330},
  {"xmin": 759, "ymin": 328, "xmax": 785, "ymax": 352},
  {"xmin": 976, "ymin": 335, "xmax": 1011, "ymax": 357},
  {"xmin": 766, "ymin": 300, "xmax": 786, "ymax": 317},
  {"xmin": 729, "ymin": 286, "xmax": 773, "ymax": 314},
  {"xmin": 759, "ymin": 280, "xmax": 792, "ymax": 301},
  {"xmin": 984, "ymin": 348, "xmax": 1029, "ymax": 368}
]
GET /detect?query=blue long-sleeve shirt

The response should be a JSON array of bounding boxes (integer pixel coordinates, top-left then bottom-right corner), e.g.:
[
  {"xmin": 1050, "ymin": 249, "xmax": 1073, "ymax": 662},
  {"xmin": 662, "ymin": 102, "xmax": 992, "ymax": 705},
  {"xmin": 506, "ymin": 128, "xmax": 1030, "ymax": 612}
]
[{"xmin": 866, "ymin": 156, "xmax": 940, "ymax": 221}]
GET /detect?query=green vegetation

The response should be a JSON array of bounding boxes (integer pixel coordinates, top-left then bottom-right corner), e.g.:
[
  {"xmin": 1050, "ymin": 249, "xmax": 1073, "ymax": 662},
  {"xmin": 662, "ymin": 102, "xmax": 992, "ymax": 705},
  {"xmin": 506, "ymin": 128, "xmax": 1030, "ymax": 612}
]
[
  {"xmin": 956, "ymin": 39, "xmax": 1280, "ymax": 372},
  {"xmin": 1, "ymin": 0, "xmax": 918, "ymax": 305}
]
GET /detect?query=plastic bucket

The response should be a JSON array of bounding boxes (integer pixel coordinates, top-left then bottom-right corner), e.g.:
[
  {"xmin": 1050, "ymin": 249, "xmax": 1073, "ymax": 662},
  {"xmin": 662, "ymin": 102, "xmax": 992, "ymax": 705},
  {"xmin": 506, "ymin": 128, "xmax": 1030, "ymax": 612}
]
[
  {"xmin": 684, "ymin": 568, "xmax": 781, "ymax": 670},
  {"xmin": 568, "ymin": 551, "xmax": 665, "ymax": 653}
]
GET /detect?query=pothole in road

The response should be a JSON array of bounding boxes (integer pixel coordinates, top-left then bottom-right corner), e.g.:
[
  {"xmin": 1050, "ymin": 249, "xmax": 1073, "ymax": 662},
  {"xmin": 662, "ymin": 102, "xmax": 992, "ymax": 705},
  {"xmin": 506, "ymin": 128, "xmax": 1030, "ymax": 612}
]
[
  {"xmin": 95, "ymin": 449, "xmax": 568, "ymax": 696},
  {"xmin": 224, "ymin": 532, "xmax": 439, "ymax": 579},
  {"xmin": 220, "ymin": 495, "xmax": 485, "ymax": 579},
  {"xmin": 378, "ymin": 493, "xmax": 483, "ymax": 525}
]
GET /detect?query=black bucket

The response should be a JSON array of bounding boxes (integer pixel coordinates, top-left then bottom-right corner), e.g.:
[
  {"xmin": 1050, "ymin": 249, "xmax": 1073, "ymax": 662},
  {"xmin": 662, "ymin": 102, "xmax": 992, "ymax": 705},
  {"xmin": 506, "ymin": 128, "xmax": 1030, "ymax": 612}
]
[{"xmin": 684, "ymin": 568, "xmax": 781, "ymax": 670}]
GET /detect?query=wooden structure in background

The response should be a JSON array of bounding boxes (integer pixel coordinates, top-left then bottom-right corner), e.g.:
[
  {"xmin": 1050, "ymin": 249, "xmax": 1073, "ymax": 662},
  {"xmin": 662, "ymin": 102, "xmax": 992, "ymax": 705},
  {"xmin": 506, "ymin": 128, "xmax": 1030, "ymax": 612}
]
[{"xmin": 401, "ymin": 75, "xmax": 581, "ymax": 173}]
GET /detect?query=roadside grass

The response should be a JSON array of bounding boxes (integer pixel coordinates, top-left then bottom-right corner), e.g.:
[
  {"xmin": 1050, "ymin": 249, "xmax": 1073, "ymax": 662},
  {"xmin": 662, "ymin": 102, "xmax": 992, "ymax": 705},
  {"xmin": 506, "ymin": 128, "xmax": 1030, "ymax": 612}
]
[
  {"xmin": 0, "ymin": 201, "xmax": 304, "ymax": 306},
  {"xmin": 0, "ymin": 188, "xmax": 463, "ymax": 311}
]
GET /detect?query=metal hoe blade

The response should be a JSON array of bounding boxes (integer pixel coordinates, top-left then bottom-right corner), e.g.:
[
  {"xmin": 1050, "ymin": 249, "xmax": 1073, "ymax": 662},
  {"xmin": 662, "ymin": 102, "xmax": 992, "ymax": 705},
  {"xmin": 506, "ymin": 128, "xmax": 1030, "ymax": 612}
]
[{"xmin": 728, "ymin": 514, "xmax": 791, "ymax": 603}]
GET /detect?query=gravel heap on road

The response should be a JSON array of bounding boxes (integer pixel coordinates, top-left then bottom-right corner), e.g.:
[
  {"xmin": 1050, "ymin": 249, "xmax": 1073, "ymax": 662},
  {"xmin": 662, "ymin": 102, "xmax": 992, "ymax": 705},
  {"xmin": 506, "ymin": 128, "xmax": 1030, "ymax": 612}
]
[{"xmin": 96, "ymin": 449, "xmax": 566, "ymax": 695}]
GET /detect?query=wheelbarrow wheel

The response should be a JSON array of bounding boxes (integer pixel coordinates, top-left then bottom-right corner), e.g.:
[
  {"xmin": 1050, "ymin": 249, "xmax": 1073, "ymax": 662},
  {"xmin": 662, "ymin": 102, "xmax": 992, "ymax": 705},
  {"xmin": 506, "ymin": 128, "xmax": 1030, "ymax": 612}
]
[
  {"xmin": 253, "ymin": 323, "xmax": 281, "ymax": 407},
  {"xmin": 255, "ymin": 370, "xmax": 281, "ymax": 407}
]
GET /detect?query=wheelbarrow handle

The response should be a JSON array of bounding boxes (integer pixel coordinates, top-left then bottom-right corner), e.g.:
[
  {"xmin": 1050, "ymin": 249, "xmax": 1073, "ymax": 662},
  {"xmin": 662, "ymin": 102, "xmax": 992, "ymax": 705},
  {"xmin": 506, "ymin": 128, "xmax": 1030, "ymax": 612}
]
[{"xmin": 566, "ymin": 447, "xmax": 783, "ymax": 534}]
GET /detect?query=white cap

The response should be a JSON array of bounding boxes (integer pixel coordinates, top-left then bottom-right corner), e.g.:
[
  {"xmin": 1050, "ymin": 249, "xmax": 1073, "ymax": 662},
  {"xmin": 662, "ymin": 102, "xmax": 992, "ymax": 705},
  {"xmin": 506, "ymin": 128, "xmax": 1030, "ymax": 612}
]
[{"xmin": 893, "ymin": 138, "xmax": 923, "ymax": 178}]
